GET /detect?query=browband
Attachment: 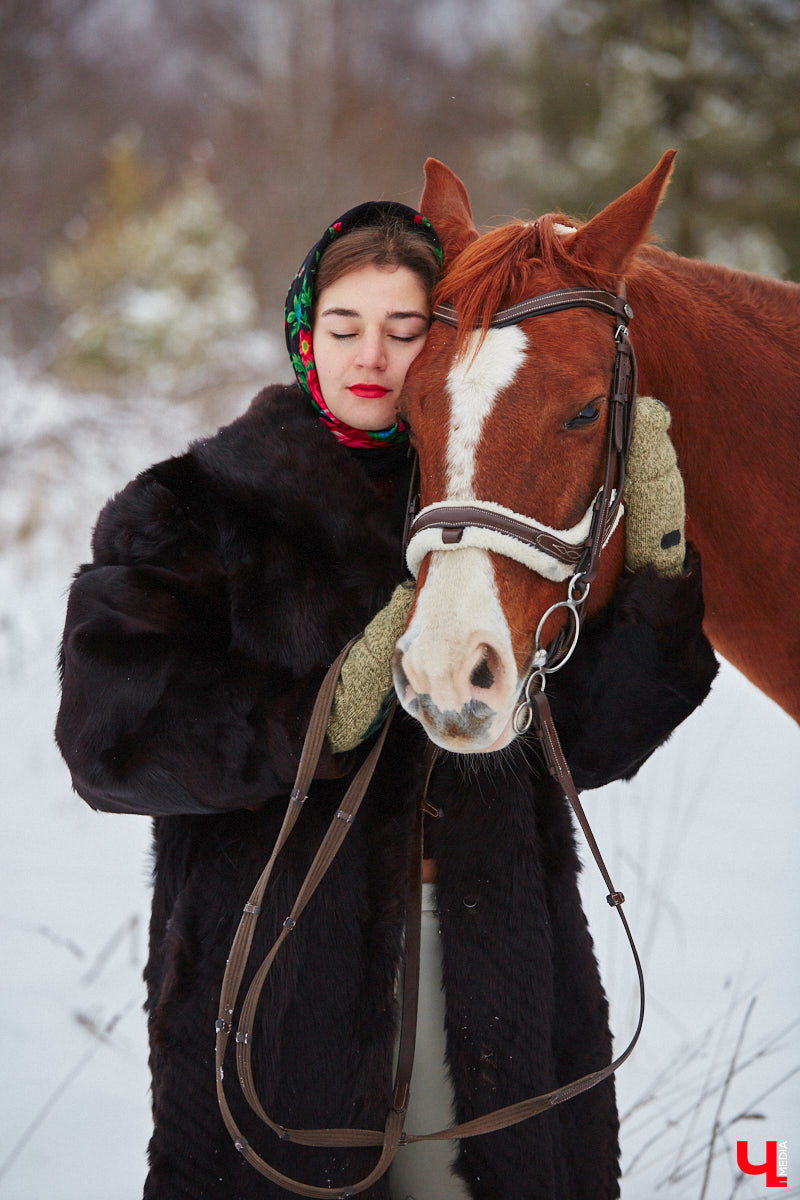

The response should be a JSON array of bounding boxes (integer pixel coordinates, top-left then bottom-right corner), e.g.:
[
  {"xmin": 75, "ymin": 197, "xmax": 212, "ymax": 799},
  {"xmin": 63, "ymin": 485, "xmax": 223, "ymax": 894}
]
[{"xmin": 433, "ymin": 287, "xmax": 634, "ymax": 331}]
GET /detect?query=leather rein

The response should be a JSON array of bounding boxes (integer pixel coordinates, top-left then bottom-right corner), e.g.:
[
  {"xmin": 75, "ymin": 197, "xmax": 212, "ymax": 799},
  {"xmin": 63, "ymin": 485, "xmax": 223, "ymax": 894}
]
[{"xmin": 215, "ymin": 285, "xmax": 644, "ymax": 1198}]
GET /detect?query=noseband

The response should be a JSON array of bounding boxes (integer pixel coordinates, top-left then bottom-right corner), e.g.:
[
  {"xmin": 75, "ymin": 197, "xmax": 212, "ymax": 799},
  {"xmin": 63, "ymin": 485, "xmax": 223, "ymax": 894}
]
[{"xmin": 405, "ymin": 285, "xmax": 638, "ymax": 728}]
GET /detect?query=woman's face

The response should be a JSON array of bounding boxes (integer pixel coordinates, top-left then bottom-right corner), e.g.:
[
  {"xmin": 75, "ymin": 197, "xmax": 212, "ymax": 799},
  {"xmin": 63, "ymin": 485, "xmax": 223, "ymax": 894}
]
[{"xmin": 312, "ymin": 263, "xmax": 430, "ymax": 430}]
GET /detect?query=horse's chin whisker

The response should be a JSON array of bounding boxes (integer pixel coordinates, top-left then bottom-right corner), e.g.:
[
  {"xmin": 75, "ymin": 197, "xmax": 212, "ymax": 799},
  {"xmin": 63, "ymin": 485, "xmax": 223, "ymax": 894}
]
[{"xmin": 452, "ymin": 730, "xmax": 535, "ymax": 785}]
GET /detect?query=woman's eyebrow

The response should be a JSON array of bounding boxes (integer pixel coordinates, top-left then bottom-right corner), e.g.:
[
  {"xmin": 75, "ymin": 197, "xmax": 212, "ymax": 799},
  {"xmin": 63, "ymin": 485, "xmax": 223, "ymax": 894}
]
[
  {"xmin": 319, "ymin": 307, "xmax": 428, "ymax": 320},
  {"xmin": 319, "ymin": 306, "xmax": 360, "ymax": 318}
]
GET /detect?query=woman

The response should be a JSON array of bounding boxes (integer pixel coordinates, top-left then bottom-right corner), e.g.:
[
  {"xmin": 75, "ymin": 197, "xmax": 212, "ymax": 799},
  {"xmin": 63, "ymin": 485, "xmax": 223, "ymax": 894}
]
[{"xmin": 56, "ymin": 199, "xmax": 716, "ymax": 1199}]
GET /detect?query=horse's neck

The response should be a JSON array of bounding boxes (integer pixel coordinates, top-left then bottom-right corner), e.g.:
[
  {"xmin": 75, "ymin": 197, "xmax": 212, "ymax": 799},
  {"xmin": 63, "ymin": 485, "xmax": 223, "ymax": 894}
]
[
  {"xmin": 629, "ymin": 248, "xmax": 798, "ymax": 400},
  {"xmin": 627, "ymin": 249, "xmax": 799, "ymax": 477},
  {"xmin": 625, "ymin": 248, "xmax": 800, "ymax": 670}
]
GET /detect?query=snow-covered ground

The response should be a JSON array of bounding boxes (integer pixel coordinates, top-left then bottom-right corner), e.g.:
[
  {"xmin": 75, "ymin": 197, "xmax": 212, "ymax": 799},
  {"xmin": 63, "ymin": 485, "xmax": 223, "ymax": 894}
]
[
  {"xmin": 582, "ymin": 666, "xmax": 799, "ymax": 1197},
  {"xmin": 0, "ymin": 358, "xmax": 797, "ymax": 1199}
]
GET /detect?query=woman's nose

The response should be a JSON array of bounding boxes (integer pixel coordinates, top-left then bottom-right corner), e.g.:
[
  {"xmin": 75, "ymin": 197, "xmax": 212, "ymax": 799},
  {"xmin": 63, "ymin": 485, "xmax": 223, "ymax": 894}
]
[{"xmin": 355, "ymin": 333, "xmax": 386, "ymax": 370}]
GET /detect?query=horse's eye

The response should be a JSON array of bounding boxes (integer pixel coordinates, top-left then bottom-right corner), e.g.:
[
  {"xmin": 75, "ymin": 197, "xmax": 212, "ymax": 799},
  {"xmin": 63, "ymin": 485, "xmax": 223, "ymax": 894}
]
[{"xmin": 564, "ymin": 404, "xmax": 601, "ymax": 430}]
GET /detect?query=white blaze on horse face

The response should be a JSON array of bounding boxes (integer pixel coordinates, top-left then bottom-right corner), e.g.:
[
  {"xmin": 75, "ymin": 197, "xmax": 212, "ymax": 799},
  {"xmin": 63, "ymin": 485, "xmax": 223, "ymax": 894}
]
[
  {"xmin": 445, "ymin": 326, "xmax": 528, "ymax": 499},
  {"xmin": 395, "ymin": 326, "xmax": 528, "ymax": 751},
  {"xmin": 395, "ymin": 548, "xmax": 518, "ymax": 750}
]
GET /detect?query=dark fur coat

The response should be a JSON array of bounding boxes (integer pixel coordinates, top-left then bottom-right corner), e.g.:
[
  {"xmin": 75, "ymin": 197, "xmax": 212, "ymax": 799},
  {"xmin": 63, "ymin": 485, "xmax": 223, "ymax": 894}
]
[{"xmin": 56, "ymin": 384, "xmax": 717, "ymax": 1199}]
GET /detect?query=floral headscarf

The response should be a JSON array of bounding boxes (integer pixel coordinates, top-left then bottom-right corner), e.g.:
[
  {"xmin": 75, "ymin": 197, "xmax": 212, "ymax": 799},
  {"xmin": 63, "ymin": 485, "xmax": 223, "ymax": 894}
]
[{"xmin": 284, "ymin": 201, "xmax": 442, "ymax": 449}]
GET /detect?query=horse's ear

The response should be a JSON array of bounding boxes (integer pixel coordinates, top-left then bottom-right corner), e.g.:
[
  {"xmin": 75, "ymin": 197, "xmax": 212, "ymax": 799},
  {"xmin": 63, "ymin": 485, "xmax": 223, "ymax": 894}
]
[
  {"xmin": 420, "ymin": 158, "xmax": 478, "ymax": 263},
  {"xmin": 568, "ymin": 150, "xmax": 677, "ymax": 277}
]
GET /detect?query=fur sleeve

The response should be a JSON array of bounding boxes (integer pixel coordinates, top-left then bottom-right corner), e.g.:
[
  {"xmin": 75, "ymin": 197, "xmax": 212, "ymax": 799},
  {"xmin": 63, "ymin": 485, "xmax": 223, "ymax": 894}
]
[
  {"xmin": 546, "ymin": 548, "xmax": 718, "ymax": 790},
  {"xmin": 55, "ymin": 463, "xmax": 354, "ymax": 817}
]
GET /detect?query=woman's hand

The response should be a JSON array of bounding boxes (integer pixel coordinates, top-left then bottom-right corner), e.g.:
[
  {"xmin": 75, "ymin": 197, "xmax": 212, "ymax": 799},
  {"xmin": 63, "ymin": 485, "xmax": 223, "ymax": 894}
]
[
  {"xmin": 624, "ymin": 396, "xmax": 686, "ymax": 576},
  {"xmin": 327, "ymin": 582, "xmax": 415, "ymax": 753}
]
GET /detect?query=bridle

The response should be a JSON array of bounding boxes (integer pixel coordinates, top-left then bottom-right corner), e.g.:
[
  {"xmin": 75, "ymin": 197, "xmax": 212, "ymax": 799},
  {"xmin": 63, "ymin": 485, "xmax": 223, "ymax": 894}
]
[
  {"xmin": 405, "ymin": 285, "xmax": 638, "ymax": 728},
  {"xmin": 215, "ymin": 284, "xmax": 645, "ymax": 1197}
]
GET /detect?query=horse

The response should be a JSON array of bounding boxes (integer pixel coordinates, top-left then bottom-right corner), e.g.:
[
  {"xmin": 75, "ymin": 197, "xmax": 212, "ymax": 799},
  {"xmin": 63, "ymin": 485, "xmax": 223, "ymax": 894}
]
[{"xmin": 392, "ymin": 151, "xmax": 800, "ymax": 751}]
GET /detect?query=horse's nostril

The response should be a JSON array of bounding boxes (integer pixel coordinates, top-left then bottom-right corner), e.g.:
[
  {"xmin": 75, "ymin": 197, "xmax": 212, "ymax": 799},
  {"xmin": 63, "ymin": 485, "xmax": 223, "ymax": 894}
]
[{"xmin": 470, "ymin": 651, "xmax": 495, "ymax": 690}]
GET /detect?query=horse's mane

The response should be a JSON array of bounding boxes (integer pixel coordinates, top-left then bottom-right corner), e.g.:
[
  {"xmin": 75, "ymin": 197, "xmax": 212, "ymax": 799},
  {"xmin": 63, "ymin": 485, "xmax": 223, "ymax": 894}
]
[{"xmin": 433, "ymin": 215, "xmax": 620, "ymax": 356}]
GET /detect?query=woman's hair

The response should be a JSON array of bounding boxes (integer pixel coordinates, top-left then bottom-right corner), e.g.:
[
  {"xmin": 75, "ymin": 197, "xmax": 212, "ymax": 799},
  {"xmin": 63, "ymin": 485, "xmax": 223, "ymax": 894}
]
[{"xmin": 313, "ymin": 217, "xmax": 441, "ymax": 313}]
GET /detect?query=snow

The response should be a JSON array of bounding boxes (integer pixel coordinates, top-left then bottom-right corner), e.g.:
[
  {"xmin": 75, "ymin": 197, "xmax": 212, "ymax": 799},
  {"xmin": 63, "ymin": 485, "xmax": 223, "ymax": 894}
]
[
  {"xmin": 0, "ymin": 355, "xmax": 274, "ymax": 1198},
  {"xmin": 0, "ymin": 357, "xmax": 797, "ymax": 1198},
  {"xmin": 580, "ymin": 663, "xmax": 799, "ymax": 1196}
]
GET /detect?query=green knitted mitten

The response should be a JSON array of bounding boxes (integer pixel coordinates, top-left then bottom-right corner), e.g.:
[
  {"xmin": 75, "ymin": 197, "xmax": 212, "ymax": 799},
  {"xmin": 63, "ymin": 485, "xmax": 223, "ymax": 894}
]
[
  {"xmin": 624, "ymin": 396, "xmax": 686, "ymax": 576},
  {"xmin": 326, "ymin": 582, "xmax": 415, "ymax": 753}
]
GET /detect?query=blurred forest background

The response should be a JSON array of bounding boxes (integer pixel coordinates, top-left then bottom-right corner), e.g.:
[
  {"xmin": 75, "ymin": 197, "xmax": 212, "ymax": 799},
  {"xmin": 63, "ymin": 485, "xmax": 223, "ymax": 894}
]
[
  {"xmin": 1, "ymin": 3, "xmax": 799, "ymax": 1198},
  {"xmin": 2, "ymin": 0, "xmax": 799, "ymax": 404}
]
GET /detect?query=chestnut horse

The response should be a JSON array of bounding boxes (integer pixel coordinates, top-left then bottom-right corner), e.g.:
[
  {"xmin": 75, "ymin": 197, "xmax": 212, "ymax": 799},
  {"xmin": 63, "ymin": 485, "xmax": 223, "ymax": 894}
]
[{"xmin": 393, "ymin": 151, "xmax": 799, "ymax": 750}]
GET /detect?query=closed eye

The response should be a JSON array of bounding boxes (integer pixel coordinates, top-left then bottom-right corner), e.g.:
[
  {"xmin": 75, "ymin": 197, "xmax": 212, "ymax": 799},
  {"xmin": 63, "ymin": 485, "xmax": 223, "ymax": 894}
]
[
  {"xmin": 564, "ymin": 402, "xmax": 602, "ymax": 430},
  {"xmin": 328, "ymin": 332, "xmax": 423, "ymax": 342}
]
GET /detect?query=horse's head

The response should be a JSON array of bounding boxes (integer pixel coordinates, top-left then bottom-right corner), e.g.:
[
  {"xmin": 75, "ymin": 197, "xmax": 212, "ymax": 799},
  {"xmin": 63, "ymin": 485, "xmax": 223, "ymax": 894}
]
[{"xmin": 392, "ymin": 152, "xmax": 676, "ymax": 752}]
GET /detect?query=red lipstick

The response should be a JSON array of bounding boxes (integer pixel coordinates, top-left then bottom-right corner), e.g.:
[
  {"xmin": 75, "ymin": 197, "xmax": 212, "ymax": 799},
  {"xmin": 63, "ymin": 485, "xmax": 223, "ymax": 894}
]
[{"xmin": 348, "ymin": 384, "xmax": 390, "ymax": 398}]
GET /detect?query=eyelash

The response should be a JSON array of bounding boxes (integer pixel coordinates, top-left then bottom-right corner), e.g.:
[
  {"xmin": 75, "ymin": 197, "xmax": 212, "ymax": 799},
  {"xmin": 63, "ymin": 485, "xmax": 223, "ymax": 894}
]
[
  {"xmin": 564, "ymin": 400, "xmax": 604, "ymax": 430},
  {"xmin": 329, "ymin": 332, "xmax": 421, "ymax": 343}
]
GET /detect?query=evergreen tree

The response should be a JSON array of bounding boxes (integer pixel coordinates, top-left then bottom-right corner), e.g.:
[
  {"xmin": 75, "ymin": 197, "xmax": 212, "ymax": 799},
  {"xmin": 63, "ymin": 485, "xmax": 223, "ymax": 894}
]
[
  {"xmin": 498, "ymin": 0, "xmax": 800, "ymax": 278},
  {"xmin": 45, "ymin": 129, "xmax": 261, "ymax": 394}
]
